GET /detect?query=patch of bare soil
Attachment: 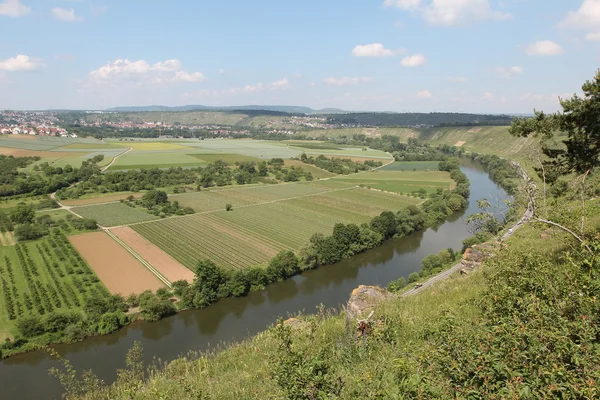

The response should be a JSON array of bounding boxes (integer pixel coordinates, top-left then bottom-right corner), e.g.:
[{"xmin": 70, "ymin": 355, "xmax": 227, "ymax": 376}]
[{"xmin": 69, "ymin": 231, "xmax": 165, "ymax": 295}]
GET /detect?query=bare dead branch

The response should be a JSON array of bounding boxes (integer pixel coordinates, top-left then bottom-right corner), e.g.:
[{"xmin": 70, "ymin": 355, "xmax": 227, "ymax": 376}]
[{"xmin": 534, "ymin": 217, "xmax": 593, "ymax": 254}]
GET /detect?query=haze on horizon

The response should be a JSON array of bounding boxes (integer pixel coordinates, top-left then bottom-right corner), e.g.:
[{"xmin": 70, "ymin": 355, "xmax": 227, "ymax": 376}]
[{"xmin": 0, "ymin": 0, "xmax": 598, "ymax": 113}]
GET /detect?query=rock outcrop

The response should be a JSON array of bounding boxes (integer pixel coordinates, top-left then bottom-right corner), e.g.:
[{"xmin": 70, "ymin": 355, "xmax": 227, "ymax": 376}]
[
  {"xmin": 346, "ymin": 285, "xmax": 394, "ymax": 320},
  {"xmin": 283, "ymin": 317, "xmax": 309, "ymax": 331},
  {"xmin": 461, "ymin": 242, "xmax": 495, "ymax": 273}
]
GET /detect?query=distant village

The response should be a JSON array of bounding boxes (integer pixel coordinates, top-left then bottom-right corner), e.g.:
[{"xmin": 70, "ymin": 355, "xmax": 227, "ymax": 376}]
[{"xmin": 0, "ymin": 111, "xmax": 75, "ymax": 138}]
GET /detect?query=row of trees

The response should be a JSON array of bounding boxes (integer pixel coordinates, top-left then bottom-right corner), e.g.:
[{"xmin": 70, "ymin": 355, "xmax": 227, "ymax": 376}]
[
  {"xmin": 297, "ymin": 153, "xmax": 382, "ymax": 174},
  {"xmin": 55, "ymin": 158, "xmax": 314, "ymax": 200}
]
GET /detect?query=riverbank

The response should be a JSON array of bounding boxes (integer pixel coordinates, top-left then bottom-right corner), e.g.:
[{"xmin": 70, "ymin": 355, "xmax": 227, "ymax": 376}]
[{"xmin": 0, "ymin": 161, "xmax": 510, "ymax": 399}]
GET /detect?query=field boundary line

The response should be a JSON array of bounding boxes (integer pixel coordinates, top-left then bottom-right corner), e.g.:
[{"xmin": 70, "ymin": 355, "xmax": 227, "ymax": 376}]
[{"xmin": 105, "ymin": 229, "xmax": 172, "ymax": 288}]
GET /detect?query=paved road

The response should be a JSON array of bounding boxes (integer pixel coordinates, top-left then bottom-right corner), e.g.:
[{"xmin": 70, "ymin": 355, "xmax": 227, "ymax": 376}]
[{"xmin": 402, "ymin": 162, "xmax": 533, "ymax": 298}]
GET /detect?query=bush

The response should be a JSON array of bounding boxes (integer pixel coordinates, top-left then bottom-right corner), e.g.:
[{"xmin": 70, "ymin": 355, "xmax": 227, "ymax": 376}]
[
  {"xmin": 43, "ymin": 311, "xmax": 82, "ymax": 333},
  {"xmin": 388, "ymin": 277, "xmax": 407, "ymax": 292},
  {"xmin": 140, "ymin": 295, "xmax": 176, "ymax": 322},
  {"xmin": 408, "ymin": 272, "xmax": 420, "ymax": 283},
  {"xmin": 16, "ymin": 315, "xmax": 44, "ymax": 337},
  {"xmin": 96, "ymin": 312, "xmax": 129, "ymax": 335}
]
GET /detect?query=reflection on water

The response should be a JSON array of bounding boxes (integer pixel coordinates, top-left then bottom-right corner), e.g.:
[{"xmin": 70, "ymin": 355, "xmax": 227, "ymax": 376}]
[{"xmin": 0, "ymin": 160, "xmax": 507, "ymax": 400}]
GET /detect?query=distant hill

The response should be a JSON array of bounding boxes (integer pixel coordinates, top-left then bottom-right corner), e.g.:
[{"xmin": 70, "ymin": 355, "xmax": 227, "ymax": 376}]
[
  {"xmin": 325, "ymin": 112, "xmax": 514, "ymax": 127},
  {"xmin": 104, "ymin": 105, "xmax": 344, "ymax": 114}
]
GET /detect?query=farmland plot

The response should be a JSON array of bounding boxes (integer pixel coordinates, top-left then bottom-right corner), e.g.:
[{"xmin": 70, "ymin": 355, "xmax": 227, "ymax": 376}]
[
  {"xmin": 336, "ymin": 170, "xmax": 454, "ymax": 194},
  {"xmin": 69, "ymin": 231, "xmax": 165, "ymax": 295},
  {"xmin": 128, "ymin": 170, "xmax": 456, "ymax": 271},
  {"xmin": 111, "ymin": 227, "xmax": 196, "ymax": 282},
  {"xmin": 0, "ymin": 231, "xmax": 109, "ymax": 337},
  {"xmin": 133, "ymin": 214, "xmax": 287, "ymax": 270},
  {"xmin": 173, "ymin": 183, "xmax": 332, "ymax": 211},
  {"xmin": 72, "ymin": 203, "xmax": 159, "ymax": 227}
]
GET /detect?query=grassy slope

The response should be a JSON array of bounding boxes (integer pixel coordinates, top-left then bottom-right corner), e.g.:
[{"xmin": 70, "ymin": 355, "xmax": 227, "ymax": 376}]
[{"xmin": 306, "ymin": 125, "xmax": 567, "ymax": 179}]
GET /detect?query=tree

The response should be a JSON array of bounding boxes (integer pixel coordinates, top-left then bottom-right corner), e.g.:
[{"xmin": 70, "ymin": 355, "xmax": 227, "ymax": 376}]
[
  {"xmin": 141, "ymin": 190, "xmax": 168, "ymax": 208},
  {"xmin": 267, "ymin": 251, "xmax": 300, "ymax": 282},
  {"xmin": 96, "ymin": 312, "xmax": 129, "ymax": 334},
  {"xmin": 257, "ymin": 161, "xmax": 268, "ymax": 177},
  {"xmin": 370, "ymin": 211, "xmax": 397, "ymax": 240},
  {"xmin": 187, "ymin": 260, "xmax": 229, "ymax": 308},
  {"xmin": 509, "ymin": 70, "xmax": 600, "ymax": 175},
  {"xmin": 10, "ymin": 203, "xmax": 35, "ymax": 225},
  {"xmin": 225, "ymin": 203, "xmax": 233, "ymax": 211},
  {"xmin": 139, "ymin": 295, "xmax": 175, "ymax": 322}
]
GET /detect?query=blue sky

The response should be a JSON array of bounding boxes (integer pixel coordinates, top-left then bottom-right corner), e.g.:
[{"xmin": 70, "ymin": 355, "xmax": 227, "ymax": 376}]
[{"xmin": 0, "ymin": 0, "xmax": 599, "ymax": 112}]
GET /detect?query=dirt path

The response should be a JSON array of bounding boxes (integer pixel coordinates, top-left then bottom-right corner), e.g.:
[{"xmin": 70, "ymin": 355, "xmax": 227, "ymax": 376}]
[{"xmin": 101, "ymin": 147, "xmax": 132, "ymax": 172}]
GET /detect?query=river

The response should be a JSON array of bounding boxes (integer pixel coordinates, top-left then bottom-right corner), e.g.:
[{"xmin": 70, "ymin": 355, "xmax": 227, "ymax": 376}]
[{"xmin": 0, "ymin": 160, "xmax": 508, "ymax": 399}]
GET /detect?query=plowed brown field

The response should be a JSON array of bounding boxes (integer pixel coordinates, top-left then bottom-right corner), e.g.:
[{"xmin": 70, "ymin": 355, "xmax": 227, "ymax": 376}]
[
  {"xmin": 69, "ymin": 231, "xmax": 165, "ymax": 295},
  {"xmin": 111, "ymin": 226, "xmax": 196, "ymax": 283}
]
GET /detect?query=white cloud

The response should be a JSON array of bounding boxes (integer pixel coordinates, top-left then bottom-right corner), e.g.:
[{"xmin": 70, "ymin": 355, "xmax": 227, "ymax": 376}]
[
  {"xmin": 449, "ymin": 76, "xmax": 467, "ymax": 82},
  {"xmin": 384, "ymin": 0, "xmax": 421, "ymax": 10},
  {"xmin": 416, "ymin": 89, "xmax": 432, "ymax": 98},
  {"xmin": 560, "ymin": 0, "xmax": 600, "ymax": 41},
  {"xmin": 352, "ymin": 43, "xmax": 404, "ymax": 57},
  {"xmin": 229, "ymin": 78, "xmax": 292, "ymax": 94},
  {"xmin": 385, "ymin": 0, "xmax": 509, "ymax": 26},
  {"xmin": 526, "ymin": 40, "xmax": 564, "ymax": 56},
  {"xmin": 0, "ymin": 54, "xmax": 42, "ymax": 72},
  {"xmin": 324, "ymin": 76, "xmax": 373, "ymax": 86},
  {"xmin": 89, "ymin": 59, "xmax": 204, "ymax": 85},
  {"xmin": 400, "ymin": 54, "xmax": 426, "ymax": 67},
  {"xmin": 560, "ymin": 0, "xmax": 600, "ymax": 30},
  {"xmin": 173, "ymin": 71, "xmax": 205, "ymax": 83},
  {"xmin": 481, "ymin": 91, "xmax": 495, "ymax": 100},
  {"xmin": 270, "ymin": 78, "xmax": 291, "ymax": 89},
  {"xmin": 494, "ymin": 66, "xmax": 523, "ymax": 79},
  {"xmin": 586, "ymin": 32, "xmax": 600, "ymax": 41},
  {"xmin": 0, "ymin": 0, "xmax": 29, "ymax": 17},
  {"xmin": 51, "ymin": 7, "xmax": 84, "ymax": 22}
]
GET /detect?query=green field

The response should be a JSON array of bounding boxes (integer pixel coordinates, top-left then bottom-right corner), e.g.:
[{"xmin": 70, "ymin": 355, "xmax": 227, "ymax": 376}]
[
  {"xmin": 173, "ymin": 183, "xmax": 332, "ymax": 212},
  {"xmin": 0, "ymin": 135, "xmax": 102, "ymax": 151},
  {"xmin": 335, "ymin": 170, "xmax": 454, "ymax": 194},
  {"xmin": 380, "ymin": 161, "xmax": 440, "ymax": 171},
  {"xmin": 107, "ymin": 152, "xmax": 208, "ymax": 170},
  {"xmin": 72, "ymin": 203, "xmax": 159, "ymax": 227},
  {"xmin": 0, "ymin": 232, "xmax": 108, "ymax": 340},
  {"xmin": 131, "ymin": 175, "xmax": 423, "ymax": 270}
]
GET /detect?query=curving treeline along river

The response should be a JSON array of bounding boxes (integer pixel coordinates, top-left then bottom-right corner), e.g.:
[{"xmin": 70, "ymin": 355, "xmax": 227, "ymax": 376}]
[{"xmin": 0, "ymin": 160, "xmax": 508, "ymax": 400}]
